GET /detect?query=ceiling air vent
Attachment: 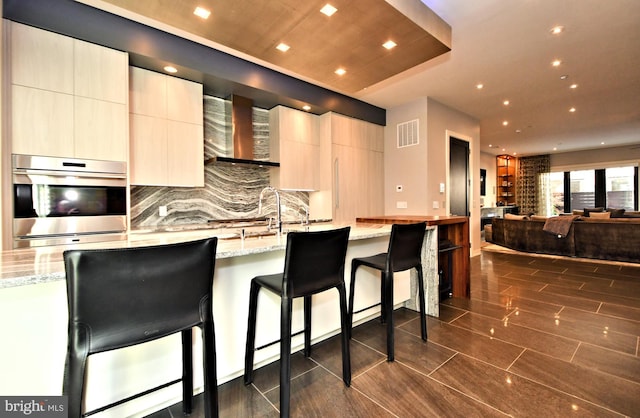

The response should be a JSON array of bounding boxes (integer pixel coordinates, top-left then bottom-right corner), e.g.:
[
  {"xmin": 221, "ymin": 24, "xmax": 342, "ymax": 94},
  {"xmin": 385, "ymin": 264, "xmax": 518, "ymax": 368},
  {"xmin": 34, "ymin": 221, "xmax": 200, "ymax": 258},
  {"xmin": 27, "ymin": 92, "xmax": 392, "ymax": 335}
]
[{"xmin": 397, "ymin": 119, "xmax": 419, "ymax": 148}]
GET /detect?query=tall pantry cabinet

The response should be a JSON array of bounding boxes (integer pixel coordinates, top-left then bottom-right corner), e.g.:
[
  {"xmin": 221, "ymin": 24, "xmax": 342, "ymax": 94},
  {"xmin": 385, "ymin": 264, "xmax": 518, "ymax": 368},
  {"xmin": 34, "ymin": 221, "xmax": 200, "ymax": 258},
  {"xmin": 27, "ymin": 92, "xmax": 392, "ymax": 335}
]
[
  {"xmin": 7, "ymin": 21, "xmax": 128, "ymax": 161},
  {"xmin": 311, "ymin": 113, "xmax": 384, "ymax": 223}
]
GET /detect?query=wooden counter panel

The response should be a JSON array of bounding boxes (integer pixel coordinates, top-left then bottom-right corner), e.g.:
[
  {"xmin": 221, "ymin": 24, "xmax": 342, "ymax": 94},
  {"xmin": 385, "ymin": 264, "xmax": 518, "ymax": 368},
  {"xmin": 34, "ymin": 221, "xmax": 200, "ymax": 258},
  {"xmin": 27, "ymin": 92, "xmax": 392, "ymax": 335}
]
[{"xmin": 357, "ymin": 215, "xmax": 470, "ymax": 298}]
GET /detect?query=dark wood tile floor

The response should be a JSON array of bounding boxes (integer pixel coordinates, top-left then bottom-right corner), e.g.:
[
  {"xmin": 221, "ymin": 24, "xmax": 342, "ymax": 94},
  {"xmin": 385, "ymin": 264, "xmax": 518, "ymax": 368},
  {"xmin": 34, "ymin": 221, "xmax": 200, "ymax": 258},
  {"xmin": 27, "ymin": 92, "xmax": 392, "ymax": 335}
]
[{"xmin": 146, "ymin": 250, "xmax": 640, "ymax": 417}]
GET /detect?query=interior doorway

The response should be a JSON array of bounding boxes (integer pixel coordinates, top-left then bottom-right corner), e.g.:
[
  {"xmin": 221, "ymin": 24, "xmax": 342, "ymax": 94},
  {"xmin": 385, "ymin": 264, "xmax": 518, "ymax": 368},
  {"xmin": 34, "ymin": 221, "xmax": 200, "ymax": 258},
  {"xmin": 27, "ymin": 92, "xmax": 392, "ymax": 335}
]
[{"xmin": 449, "ymin": 136, "xmax": 470, "ymax": 216}]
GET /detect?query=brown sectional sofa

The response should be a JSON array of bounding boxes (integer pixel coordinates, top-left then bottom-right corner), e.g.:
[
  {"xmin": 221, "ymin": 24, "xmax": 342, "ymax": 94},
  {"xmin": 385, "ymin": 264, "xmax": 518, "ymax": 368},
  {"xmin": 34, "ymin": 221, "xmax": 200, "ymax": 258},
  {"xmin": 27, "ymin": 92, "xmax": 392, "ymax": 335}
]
[{"xmin": 486, "ymin": 216, "xmax": 640, "ymax": 263}]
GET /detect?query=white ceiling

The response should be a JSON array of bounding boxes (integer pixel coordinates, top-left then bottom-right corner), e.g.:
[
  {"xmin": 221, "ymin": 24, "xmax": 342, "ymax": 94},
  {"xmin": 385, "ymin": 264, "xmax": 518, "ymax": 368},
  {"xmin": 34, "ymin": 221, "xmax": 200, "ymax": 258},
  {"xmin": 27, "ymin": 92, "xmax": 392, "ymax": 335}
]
[{"xmin": 358, "ymin": 0, "xmax": 640, "ymax": 156}]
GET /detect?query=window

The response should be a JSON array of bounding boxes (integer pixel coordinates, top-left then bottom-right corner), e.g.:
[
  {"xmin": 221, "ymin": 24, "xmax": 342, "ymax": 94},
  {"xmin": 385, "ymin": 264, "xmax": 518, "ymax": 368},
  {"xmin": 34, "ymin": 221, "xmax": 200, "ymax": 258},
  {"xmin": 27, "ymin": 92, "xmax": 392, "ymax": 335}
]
[
  {"xmin": 570, "ymin": 170, "xmax": 595, "ymax": 209},
  {"xmin": 606, "ymin": 166, "xmax": 635, "ymax": 210},
  {"xmin": 549, "ymin": 172, "xmax": 565, "ymax": 215},
  {"xmin": 545, "ymin": 165, "xmax": 638, "ymax": 213}
]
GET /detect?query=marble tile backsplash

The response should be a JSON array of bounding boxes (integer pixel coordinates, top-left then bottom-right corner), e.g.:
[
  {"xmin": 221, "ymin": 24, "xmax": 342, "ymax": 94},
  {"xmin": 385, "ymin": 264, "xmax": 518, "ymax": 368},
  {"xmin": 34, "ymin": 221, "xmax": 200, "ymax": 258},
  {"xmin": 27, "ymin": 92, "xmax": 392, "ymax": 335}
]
[{"xmin": 130, "ymin": 96, "xmax": 308, "ymax": 228}]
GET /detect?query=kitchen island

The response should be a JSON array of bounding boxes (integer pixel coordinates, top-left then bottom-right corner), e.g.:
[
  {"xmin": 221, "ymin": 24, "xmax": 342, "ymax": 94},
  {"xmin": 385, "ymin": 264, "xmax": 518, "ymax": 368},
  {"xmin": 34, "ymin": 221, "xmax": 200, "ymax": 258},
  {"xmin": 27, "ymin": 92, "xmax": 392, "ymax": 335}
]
[{"xmin": 0, "ymin": 222, "xmax": 436, "ymax": 417}]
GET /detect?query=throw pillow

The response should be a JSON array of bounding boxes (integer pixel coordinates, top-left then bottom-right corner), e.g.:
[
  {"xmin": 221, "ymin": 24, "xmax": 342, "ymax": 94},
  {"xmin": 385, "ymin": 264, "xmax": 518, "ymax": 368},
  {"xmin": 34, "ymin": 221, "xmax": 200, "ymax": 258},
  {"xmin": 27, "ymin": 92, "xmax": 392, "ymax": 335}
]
[
  {"xmin": 572, "ymin": 209, "xmax": 584, "ymax": 216},
  {"xmin": 583, "ymin": 207, "xmax": 605, "ymax": 217},
  {"xmin": 589, "ymin": 211, "xmax": 611, "ymax": 219},
  {"xmin": 505, "ymin": 213, "xmax": 528, "ymax": 220},
  {"xmin": 606, "ymin": 208, "xmax": 626, "ymax": 218},
  {"xmin": 530, "ymin": 215, "xmax": 549, "ymax": 221}
]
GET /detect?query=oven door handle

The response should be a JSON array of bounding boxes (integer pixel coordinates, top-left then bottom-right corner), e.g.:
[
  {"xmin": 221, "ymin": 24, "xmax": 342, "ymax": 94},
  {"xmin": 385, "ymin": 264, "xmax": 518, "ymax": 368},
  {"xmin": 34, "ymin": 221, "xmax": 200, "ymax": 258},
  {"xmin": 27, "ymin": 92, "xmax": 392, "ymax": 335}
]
[{"xmin": 13, "ymin": 169, "xmax": 126, "ymax": 179}]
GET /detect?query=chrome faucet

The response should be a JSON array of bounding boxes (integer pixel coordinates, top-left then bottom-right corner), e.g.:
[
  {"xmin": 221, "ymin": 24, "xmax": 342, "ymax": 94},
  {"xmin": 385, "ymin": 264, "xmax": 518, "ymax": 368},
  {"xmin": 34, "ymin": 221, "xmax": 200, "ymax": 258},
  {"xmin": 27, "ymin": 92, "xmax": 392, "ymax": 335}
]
[{"xmin": 258, "ymin": 186, "xmax": 281, "ymax": 234}]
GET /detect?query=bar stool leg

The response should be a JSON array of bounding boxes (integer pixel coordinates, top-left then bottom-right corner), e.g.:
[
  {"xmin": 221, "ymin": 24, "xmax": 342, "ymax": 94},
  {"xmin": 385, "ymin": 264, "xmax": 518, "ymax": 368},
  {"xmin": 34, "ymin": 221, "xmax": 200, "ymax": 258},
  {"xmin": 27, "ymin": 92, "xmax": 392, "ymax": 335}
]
[
  {"xmin": 63, "ymin": 331, "xmax": 89, "ymax": 418},
  {"xmin": 416, "ymin": 267, "xmax": 427, "ymax": 341},
  {"xmin": 347, "ymin": 262, "xmax": 359, "ymax": 339},
  {"xmin": 203, "ymin": 320, "xmax": 219, "ymax": 418},
  {"xmin": 303, "ymin": 295, "xmax": 312, "ymax": 357},
  {"xmin": 337, "ymin": 283, "xmax": 351, "ymax": 386},
  {"xmin": 244, "ymin": 281, "xmax": 260, "ymax": 385},
  {"xmin": 280, "ymin": 297, "xmax": 293, "ymax": 417},
  {"xmin": 181, "ymin": 330, "xmax": 193, "ymax": 415},
  {"xmin": 385, "ymin": 272, "xmax": 395, "ymax": 362},
  {"xmin": 379, "ymin": 271, "xmax": 387, "ymax": 324}
]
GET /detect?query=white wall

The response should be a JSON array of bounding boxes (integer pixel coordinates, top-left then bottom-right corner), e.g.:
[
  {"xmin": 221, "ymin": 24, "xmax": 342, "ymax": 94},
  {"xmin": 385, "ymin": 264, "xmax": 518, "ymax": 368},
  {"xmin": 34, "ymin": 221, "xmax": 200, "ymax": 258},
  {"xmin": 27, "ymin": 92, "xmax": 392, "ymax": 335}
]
[
  {"xmin": 384, "ymin": 97, "xmax": 481, "ymax": 256},
  {"xmin": 384, "ymin": 98, "xmax": 430, "ymax": 214},
  {"xmin": 550, "ymin": 144, "xmax": 640, "ymax": 170}
]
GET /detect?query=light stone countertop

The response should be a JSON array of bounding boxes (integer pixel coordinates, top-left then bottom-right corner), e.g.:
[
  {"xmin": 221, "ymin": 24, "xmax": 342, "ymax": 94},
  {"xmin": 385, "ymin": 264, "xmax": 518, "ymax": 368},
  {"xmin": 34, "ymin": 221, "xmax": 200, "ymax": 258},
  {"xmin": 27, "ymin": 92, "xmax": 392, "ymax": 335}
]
[{"xmin": 0, "ymin": 223, "xmax": 391, "ymax": 289}]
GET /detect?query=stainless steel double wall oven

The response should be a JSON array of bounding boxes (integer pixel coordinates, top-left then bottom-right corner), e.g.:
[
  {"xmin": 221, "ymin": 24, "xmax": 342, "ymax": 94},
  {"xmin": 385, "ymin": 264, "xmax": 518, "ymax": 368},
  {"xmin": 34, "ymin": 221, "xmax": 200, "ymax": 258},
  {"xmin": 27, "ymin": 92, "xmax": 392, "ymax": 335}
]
[{"xmin": 12, "ymin": 154, "xmax": 127, "ymax": 248}]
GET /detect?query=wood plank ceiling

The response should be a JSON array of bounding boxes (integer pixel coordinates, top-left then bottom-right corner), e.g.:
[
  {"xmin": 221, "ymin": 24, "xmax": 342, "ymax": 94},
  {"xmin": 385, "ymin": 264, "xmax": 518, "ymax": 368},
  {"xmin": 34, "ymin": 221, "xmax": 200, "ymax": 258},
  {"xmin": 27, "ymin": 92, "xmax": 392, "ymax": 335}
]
[{"xmin": 99, "ymin": 0, "xmax": 451, "ymax": 94}]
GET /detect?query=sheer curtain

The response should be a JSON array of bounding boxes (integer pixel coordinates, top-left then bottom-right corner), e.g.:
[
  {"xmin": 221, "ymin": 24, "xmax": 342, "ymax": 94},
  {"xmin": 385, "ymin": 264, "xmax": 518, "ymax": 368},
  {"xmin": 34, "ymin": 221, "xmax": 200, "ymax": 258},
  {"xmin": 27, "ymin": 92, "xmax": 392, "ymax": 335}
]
[{"xmin": 516, "ymin": 155, "xmax": 551, "ymax": 215}]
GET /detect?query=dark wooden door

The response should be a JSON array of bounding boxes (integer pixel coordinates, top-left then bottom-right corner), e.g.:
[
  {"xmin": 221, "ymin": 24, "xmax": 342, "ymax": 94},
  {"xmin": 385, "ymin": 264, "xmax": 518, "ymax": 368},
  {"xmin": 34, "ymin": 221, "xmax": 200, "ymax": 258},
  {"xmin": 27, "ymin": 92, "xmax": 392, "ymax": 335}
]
[{"xmin": 450, "ymin": 137, "xmax": 469, "ymax": 216}]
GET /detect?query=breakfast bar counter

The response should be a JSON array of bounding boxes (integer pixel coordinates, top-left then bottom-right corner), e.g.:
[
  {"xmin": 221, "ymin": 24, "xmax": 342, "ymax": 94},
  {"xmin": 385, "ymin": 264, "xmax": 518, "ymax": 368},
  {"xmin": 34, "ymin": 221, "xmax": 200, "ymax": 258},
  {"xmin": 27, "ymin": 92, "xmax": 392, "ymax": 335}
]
[
  {"xmin": 0, "ymin": 222, "xmax": 430, "ymax": 417},
  {"xmin": 356, "ymin": 215, "xmax": 471, "ymax": 298}
]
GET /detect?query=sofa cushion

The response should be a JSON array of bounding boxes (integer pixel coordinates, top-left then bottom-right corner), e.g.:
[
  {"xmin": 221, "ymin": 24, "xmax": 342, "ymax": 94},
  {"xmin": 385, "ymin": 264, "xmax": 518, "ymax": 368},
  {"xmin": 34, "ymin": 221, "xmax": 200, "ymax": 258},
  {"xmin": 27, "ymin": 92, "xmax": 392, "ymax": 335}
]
[
  {"xmin": 583, "ymin": 207, "xmax": 605, "ymax": 217},
  {"xmin": 589, "ymin": 211, "xmax": 611, "ymax": 219},
  {"xmin": 606, "ymin": 208, "xmax": 626, "ymax": 218}
]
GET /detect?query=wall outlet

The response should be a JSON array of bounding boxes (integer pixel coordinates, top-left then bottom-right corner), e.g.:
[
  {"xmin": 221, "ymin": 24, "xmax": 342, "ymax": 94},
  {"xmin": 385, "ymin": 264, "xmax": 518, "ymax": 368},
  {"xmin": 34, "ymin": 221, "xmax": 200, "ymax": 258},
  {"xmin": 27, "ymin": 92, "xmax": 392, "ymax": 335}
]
[
  {"xmin": 159, "ymin": 206, "xmax": 168, "ymax": 216},
  {"xmin": 433, "ymin": 201, "xmax": 439, "ymax": 209},
  {"xmin": 396, "ymin": 201, "xmax": 407, "ymax": 209}
]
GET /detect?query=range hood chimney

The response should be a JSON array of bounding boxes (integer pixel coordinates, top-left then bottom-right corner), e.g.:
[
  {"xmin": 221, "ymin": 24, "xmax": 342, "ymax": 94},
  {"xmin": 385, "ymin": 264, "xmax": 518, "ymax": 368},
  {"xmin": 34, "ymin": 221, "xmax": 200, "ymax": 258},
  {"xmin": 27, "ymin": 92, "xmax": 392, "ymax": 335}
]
[{"xmin": 206, "ymin": 95, "xmax": 280, "ymax": 167}]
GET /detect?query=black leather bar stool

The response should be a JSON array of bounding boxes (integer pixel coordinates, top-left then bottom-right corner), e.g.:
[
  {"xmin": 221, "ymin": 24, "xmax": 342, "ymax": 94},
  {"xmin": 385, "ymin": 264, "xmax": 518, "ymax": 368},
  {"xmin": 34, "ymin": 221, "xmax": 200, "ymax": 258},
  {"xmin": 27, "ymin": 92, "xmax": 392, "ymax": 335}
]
[
  {"xmin": 244, "ymin": 227, "xmax": 351, "ymax": 417},
  {"xmin": 348, "ymin": 222, "xmax": 427, "ymax": 361},
  {"xmin": 62, "ymin": 238, "xmax": 218, "ymax": 418}
]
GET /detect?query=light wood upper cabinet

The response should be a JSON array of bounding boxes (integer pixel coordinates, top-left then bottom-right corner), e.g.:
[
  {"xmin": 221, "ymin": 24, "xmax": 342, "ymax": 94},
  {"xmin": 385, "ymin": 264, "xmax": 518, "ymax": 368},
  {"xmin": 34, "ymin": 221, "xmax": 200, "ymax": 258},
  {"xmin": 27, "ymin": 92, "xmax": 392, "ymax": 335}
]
[
  {"xmin": 74, "ymin": 97, "xmax": 128, "ymax": 161},
  {"xmin": 8, "ymin": 22, "xmax": 128, "ymax": 161},
  {"xmin": 269, "ymin": 106, "xmax": 319, "ymax": 191},
  {"xmin": 74, "ymin": 39, "xmax": 128, "ymax": 104},
  {"xmin": 10, "ymin": 22, "xmax": 74, "ymax": 94},
  {"xmin": 129, "ymin": 67, "xmax": 204, "ymax": 187},
  {"xmin": 11, "ymin": 85, "xmax": 74, "ymax": 156}
]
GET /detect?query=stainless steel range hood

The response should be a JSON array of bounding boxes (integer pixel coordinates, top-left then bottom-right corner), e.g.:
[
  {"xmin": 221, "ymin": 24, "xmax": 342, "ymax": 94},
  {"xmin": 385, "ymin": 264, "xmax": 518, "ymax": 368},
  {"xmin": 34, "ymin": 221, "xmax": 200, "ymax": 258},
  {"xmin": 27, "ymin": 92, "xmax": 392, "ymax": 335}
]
[{"xmin": 205, "ymin": 95, "xmax": 280, "ymax": 167}]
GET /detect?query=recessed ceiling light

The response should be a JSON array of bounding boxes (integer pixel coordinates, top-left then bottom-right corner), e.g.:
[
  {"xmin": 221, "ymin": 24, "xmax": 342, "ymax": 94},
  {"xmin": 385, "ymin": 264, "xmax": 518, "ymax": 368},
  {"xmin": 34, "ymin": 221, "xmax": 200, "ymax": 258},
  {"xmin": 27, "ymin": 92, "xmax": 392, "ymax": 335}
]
[
  {"xmin": 382, "ymin": 40, "xmax": 397, "ymax": 50},
  {"xmin": 553, "ymin": 147, "xmax": 557, "ymax": 151},
  {"xmin": 569, "ymin": 107, "xmax": 576, "ymax": 112},
  {"xmin": 552, "ymin": 59, "xmax": 562, "ymax": 67},
  {"xmin": 560, "ymin": 75, "xmax": 569, "ymax": 80},
  {"xmin": 335, "ymin": 68, "xmax": 346, "ymax": 76},
  {"xmin": 193, "ymin": 7, "xmax": 211, "ymax": 19},
  {"xmin": 502, "ymin": 121, "xmax": 509, "ymax": 126},
  {"xmin": 476, "ymin": 83, "xmax": 484, "ymax": 89},
  {"xmin": 570, "ymin": 84, "xmax": 578, "ymax": 89},
  {"xmin": 502, "ymin": 148, "xmax": 506, "ymax": 152},
  {"xmin": 515, "ymin": 129, "xmax": 522, "ymax": 133},
  {"xmin": 302, "ymin": 105, "xmax": 311, "ymax": 111},
  {"xmin": 164, "ymin": 66, "xmax": 177, "ymax": 73},
  {"xmin": 601, "ymin": 141, "xmax": 605, "ymax": 145},
  {"xmin": 503, "ymin": 100, "xmax": 510, "ymax": 106},
  {"xmin": 550, "ymin": 25, "xmax": 564, "ymax": 35},
  {"xmin": 276, "ymin": 43, "xmax": 290, "ymax": 52},
  {"xmin": 320, "ymin": 4, "xmax": 337, "ymax": 16},
  {"xmin": 513, "ymin": 152, "xmax": 517, "ymax": 156}
]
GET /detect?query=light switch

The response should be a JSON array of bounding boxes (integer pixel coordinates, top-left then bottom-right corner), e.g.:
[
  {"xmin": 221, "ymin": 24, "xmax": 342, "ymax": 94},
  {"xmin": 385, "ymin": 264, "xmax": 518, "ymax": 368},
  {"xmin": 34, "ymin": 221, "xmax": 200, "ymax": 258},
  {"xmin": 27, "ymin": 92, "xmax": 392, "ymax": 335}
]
[
  {"xmin": 433, "ymin": 201, "xmax": 439, "ymax": 209},
  {"xmin": 439, "ymin": 183, "xmax": 445, "ymax": 193},
  {"xmin": 396, "ymin": 201, "xmax": 407, "ymax": 209}
]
